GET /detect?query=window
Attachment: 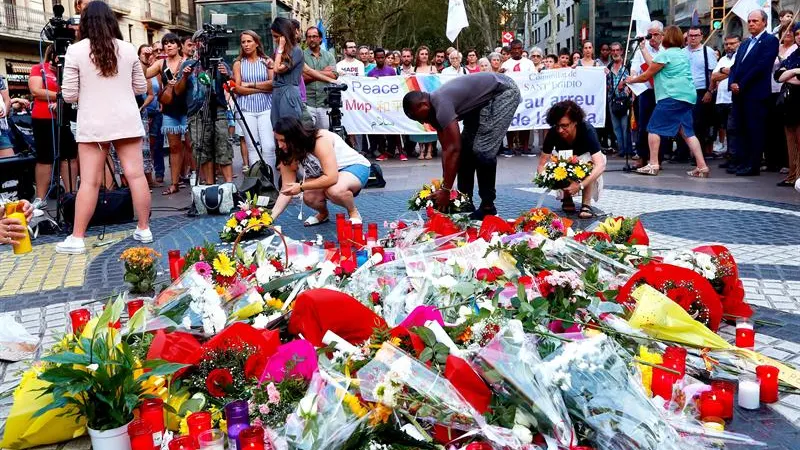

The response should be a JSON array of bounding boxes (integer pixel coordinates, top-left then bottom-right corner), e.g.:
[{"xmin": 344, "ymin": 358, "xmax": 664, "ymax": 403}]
[
  {"xmin": 566, "ymin": 6, "xmax": 572, "ymax": 26},
  {"xmin": 557, "ymin": 17, "xmax": 561, "ymax": 32}
]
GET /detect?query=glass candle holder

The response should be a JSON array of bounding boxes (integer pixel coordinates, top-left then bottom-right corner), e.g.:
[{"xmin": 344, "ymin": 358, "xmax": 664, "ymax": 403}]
[
  {"xmin": 756, "ymin": 365, "xmax": 780, "ymax": 403},
  {"xmin": 168, "ymin": 250, "xmax": 182, "ymax": 281},
  {"xmin": 650, "ymin": 366, "xmax": 676, "ymax": 400},
  {"xmin": 698, "ymin": 390, "xmax": 726, "ymax": 420},
  {"xmin": 128, "ymin": 419, "xmax": 154, "ymax": 450},
  {"xmin": 139, "ymin": 398, "xmax": 165, "ymax": 447},
  {"xmin": 69, "ymin": 308, "xmax": 91, "ymax": 335},
  {"xmin": 197, "ymin": 429, "xmax": 225, "ymax": 450},
  {"xmin": 367, "ymin": 223, "xmax": 378, "ymax": 242},
  {"xmin": 239, "ymin": 426, "xmax": 266, "ymax": 450},
  {"xmin": 735, "ymin": 319, "xmax": 755, "ymax": 348},
  {"xmin": 127, "ymin": 299, "xmax": 145, "ymax": 319},
  {"xmin": 168, "ymin": 436, "xmax": 195, "ymax": 450},
  {"xmin": 738, "ymin": 375, "xmax": 760, "ymax": 410},
  {"xmin": 186, "ymin": 411, "xmax": 212, "ymax": 446},
  {"xmin": 352, "ymin": 223, "xmax": 364, "ymax": 247},
  {"xmin": 662, "ymin": 346, "xmax": 687, "ymax": 378},
  {"xmin": 225, "ymin": 399, "xmax": 250, "ymax": 450},
  {"xmin": 710, "ymin": 379, "xmax": 736, "ymax": 420}
]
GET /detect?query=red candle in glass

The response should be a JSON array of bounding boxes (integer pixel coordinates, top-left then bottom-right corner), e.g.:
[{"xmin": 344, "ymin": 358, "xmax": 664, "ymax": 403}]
[
  {"xmin": 340, "ymin": 243, "xmax": 353, "ymax": 260},
  {"xmin": 127, "ymin": 299, "xmax": 145, "ymax": 318},
  {"xmin": 662, "ymin": 346, "xmax": 687, "ymax": 378},
  {"xmin": 168, "ymin": 250, "xmax": 181, "ymax": 281},
  {"xmin": 335, "ymin": 213, "xmax": 346, "ymax": 242},
  {"xmin": 128, "ymin": 419, "xmax": 154, "ymax": 450},
  {"xmin": 239, "ymin": 426, "xmax": 265, "ymax": 450},
  {"xmin": 186, "ymin": 411, "xmax": 212, "ymax": 446},
  {"xmin": 756, "ymin": 365, "xmax": 780, "ymax": 403},
  {"xmin": 69, "ymin": 308, "xmax": 91, "ymax": 335},
  {"xmin": 352, "ymin": 223, "xmax": 364, "ymax": 247},
  {"xmin": 371, "ymin": 246, "xmax": 385, "ymax": 257},
  {"xmin": 710, "ymin": 380, "xmax": 736, "ymax": 419},
  {"xmin": 168, "ymin": 436, "xmax": 196, "ymax": 450},
  {"xmin": 367, "ymin": 223, "xmax": 378, "ymax": 242},
  {"xmin": 140, "ymin": 398, "xmax": 165, "ymax": 448},
  {"xmin": 736, "ymin": 319, "xmax": 755, "ymax": 348},
  {"xmin": 698, "ymin": 391, "xmax": 726, "ymax": 420},
  {"xmin": 650, "ymin": 366, "xmax": 675, "ymax": 400},
  {"xmin": 323, "ymin": 241, "xmax": 336, "ymax": 249}
]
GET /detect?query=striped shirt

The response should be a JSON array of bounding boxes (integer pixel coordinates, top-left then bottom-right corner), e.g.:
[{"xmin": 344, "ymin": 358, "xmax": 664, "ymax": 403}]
[{"xmin": 238, "ymin": 58, "xmax": 272, "ymax": 112}]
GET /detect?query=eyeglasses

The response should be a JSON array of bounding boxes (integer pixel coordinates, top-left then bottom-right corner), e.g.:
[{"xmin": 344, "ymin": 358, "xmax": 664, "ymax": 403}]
[
  {"xmin": 532, "ymin": 54, "xmax": 542, "ymax": 58},
  {"xmin": 306, "ymin": 35, "xmax": 320, "ymax": 39},
  {"xmin": 688, "ymin": 34, "xmax": 702, "ymax": 38},
  {"xmin": 556, "ymin": 121, "xmax": 575, "ymax": 130}
]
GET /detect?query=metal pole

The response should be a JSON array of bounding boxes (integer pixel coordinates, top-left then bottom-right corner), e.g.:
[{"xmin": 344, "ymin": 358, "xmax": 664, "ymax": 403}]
[{"xmin": 622, "ymin": 15, "xmax": 635, "ymax": 69}]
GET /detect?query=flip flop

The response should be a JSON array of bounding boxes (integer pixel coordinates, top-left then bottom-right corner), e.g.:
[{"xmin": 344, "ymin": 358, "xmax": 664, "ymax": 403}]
[
  {"xmin": 578, "ymin": 205, "xmax": 598, "ymax": 219},
  {"xmin": 162, "ymin": 185, "xmax": 179, "ymax": 196},
  {"xmin": 304, "ymin": 215, "xmax": 330, "ymax": 227}
]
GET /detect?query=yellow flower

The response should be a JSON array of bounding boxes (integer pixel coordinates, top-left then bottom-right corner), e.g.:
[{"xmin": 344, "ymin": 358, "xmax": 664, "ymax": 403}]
[
  {"xmin": 418, "ymin": 189, "xmax": 431, "ymax": 199},
  {"xmin": 266, "ymin": 298, "xmax": 284, "ymax": 310},
  {"xmin": 574, "ymin": 167, "xmax": 586, "ymax": 179},
  {"xmin": 215, "ymin": 286, "xmax": 226, "ymax": 296},
  {"xmin": 596, "ymin": 217, "xmax": 623, "ymax": 237},
  {"xmin": 259, "ymin": 213, "xmax": 273, "ymax": 227},
  {"xmin": 226, "ymin": 217, "xmax": 238, "ymax": 228},
  {"xmin": 369, "ymin": 403, "xmax": 393, "ymax": 426},
  {"xmin": 637, "ymin": 346, "xmax": 663, "ymax": 397},
  {"xmin": 534, "ymin": 226, "xmax": 548, "ymax": 236},
  {"xmin": 553, "ymin": 166, "xmax": 568, "ymax": 181},
  {"xmin": 213, "ymin": 253, "xmax": 236, "ymax": 277},
  {"xmin": 431, "ymin": 179, "xmax": 442, "ymax": 189},
  {"xmin": 344, "ymin": 393, "xmax": 367, "ymax": 417}
]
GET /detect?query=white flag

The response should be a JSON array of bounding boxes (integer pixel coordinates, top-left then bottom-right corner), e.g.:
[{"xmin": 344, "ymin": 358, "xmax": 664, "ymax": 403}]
[
  {"xmin": 446, "ymin": 0, "xmax": 469, "ymax": 42},
  {"xmin": 731, "ymin": 0, "xmax": 762, "ymax": 22},
  {"xmin": 632, "ymin": 0, "xmax": 651, "ymax": 37}
]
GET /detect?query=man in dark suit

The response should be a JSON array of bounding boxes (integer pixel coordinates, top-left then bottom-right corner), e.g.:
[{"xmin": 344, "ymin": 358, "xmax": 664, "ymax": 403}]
[{"xmin": 728, "ymin": 9, "xmax": 779, "ymax": 176}]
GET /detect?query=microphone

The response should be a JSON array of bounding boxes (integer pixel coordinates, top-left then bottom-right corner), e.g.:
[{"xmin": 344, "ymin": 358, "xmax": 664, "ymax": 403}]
[{"xmin": 633, "ymin": 34, "xmax": 653, "ymax": 43}]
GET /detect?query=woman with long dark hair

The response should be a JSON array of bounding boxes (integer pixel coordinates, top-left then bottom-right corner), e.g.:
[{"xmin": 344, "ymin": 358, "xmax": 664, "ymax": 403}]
[
  {"xmin": 233, "ymin": 30, "xmax": 275, "ymax": 176},
  {"xmin": 56, "ymin": 1, "xmax": 150, "ymax": 254},
  {"xmin": 269, "ymin": 117, "xmax": 370, "ymax": 225},
  {"xmin": 269, "ymin": 17, "xmax": 305, "ymax": 127}
]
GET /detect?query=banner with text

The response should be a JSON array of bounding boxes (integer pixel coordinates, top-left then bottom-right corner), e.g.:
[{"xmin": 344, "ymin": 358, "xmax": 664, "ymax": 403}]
[{"xmin": 337, "ymin": 68, "xmax": 607, "ymax": 134}]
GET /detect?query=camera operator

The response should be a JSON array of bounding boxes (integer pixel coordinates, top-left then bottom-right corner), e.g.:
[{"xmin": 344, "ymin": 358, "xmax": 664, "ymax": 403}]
[
  {"xmin": 56, "ymin": 1, "xmax": 151, "ymax": 254},
  {"xmin": 177, "ymin": 43, "xmax": 234, "ymax": 185}
]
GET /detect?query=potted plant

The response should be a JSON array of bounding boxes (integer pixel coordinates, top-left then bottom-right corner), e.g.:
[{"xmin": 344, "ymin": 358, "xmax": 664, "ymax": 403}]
[
  {"xmin": 34, "ymin": 297, "xmax": 186, "ymax": 450},
  {"xmin": 120, "ymin": 247, "xmax": 161, "ymax": 294}
]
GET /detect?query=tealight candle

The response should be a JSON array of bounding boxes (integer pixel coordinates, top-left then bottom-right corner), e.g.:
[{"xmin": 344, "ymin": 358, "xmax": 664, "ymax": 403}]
[
  {"xmin": 756, "ymin": 365, "xmax": 779, "ymax": 403},
  {"xmin": 702, "ymin": 417, "xmax": 725, "ymax": 432},
  {"xmin": 738, "ymin": 375, "xmax": 760, "ymax": 410},
  {"xmin": 735, "ymin": 319, "xmax": 755, "ymax": 348},
  {"xmin": 698, "ymin": 391, "xmax": 725, "ymax": 420}
]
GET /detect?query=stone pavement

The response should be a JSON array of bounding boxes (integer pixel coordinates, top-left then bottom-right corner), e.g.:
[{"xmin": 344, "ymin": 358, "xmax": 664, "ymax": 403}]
[{"xmin": 2, "ymin": 156, "xmax": 800, "ymax": 448}]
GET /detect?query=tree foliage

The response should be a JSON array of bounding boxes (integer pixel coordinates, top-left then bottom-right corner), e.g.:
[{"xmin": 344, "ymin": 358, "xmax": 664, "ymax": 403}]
[{"xmin": 327, "ymin": 0, "xmax": 522, "ymax": 54}]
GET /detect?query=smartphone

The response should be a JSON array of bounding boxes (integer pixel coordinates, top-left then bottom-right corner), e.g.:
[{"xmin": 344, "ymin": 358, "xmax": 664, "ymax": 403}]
[{"xmin": 164, "ymin": 68, "xmax": 174, "ymax": 81}]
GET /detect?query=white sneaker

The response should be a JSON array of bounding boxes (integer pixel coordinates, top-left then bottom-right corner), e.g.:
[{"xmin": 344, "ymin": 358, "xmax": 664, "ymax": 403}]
[
  {"xmin": 132, "ymin": 227, "xmax": 153, "ymax": 243},
  {"xmin": 32, "ymin": 197, "xmax": 47, "ymax": 210},
  {"xmin": 56, "ymin": 235, "xmax": 86, "ymax": 254}
]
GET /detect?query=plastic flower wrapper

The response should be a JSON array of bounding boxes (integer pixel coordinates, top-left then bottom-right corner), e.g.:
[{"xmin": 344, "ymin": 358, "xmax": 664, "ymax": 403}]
[
  {"xmin": 539, "ymin": 334, "xmax": 683, "ymax": 450},
  {"xmin": 474, "ymin": 320, "xmax": 575, "ymax": 447},
  {"xmin": 357, "ymin": 342, "xmax": 522, "ymax": 448},
  {"xmin": 154, "ymin": 263, "xmax": 228, "ymax": 335},
  {"xmin": 283, "ymin": 369, "xmax": 369, "ymax": 450}
]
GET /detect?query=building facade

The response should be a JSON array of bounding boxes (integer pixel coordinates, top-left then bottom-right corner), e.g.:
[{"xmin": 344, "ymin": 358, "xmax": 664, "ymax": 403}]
[{"xmin": 1, "ymin": 0, "xmax": 197, "ymax": 95}]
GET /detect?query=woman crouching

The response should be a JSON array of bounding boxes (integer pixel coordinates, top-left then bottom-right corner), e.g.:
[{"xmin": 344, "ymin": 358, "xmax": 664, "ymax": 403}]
[{"xmin": 270, "ymin": 117, "xmax": 370, "ymax": 225}]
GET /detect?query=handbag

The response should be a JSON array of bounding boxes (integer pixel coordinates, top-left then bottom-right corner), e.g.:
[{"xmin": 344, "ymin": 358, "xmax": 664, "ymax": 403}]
[
  {"xmin": 610, "ymin": 96, "xmax": 631, "ymax": 117},
  {"xmin": 191, "ymin": 182, "xmax": 238, "ymax": 215},
  {"xmin": 61, "ymin": 158, "xmax": 134, "ymax": 226},
  {"xmin": 776, "ymin": 82, "xmax": 800, "ymax": 124}
]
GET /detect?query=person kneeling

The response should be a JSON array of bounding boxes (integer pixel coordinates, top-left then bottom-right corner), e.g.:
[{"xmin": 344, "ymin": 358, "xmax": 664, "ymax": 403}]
[
  {"xmin": 270, "ymin": 117, "xmax": 370, "ymax": 225},
  {"xmin": 537, "ymin": 100, "xmax": 607, "ymax": 219}
]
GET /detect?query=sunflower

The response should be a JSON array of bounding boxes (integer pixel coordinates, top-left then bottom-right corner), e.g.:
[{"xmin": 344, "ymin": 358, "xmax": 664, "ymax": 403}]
[
  {"xmin": 213, "ymin": 253, "xmax": 236, "ymax": 277},
  {"xmin": 574, "ymin": 166, "xmax": 586, "ymax": 179},
  {"xmin": 553, "ymin": 166, "xmax": 568, "ymax": 181},
  {"xmin": 418, "ymin": 189, "xmax": 431, "ymax": 199},
  {"xmin": 225, "ymin": 217, "xmax": 238, "ymax": 228}
]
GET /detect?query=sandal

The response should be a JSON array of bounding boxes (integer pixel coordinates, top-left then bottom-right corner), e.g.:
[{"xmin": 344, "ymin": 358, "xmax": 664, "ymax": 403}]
[
  {"xmin": 635, "ymin": 164, "xmax": 660, "ymax": 176},
  {"xmin": 417, "ymin": 153, "xmax": 425, "ymax": 160},
  {"xmin": 304, "ymin": 214, "xmax": 330, "ymax": 227},
  {"xmin": 425, "ymin": 153, "xmax": 432, "ymax": 160},
  {"xmin": 578, "ymin": 205, "xmax": 598, "ymax": 219},
  {"xmin": 161, "ymin": 185, "xmax": 179, "ymax": 196},
  {"xmin": 561, "ymin": 197, "xmax": 576, "ymax": 214},
  {"xmin": 687, "ymin": 167, "xmax": 710, "ymax": 178}
]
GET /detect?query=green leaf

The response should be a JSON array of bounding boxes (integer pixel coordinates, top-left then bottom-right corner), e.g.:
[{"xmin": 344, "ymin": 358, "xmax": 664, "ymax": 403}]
[
  {"xmin": 126, "ymin": 306, "xmax": 147, "ymax": 335},
  {"xmin": 413, "ymin": 326, "xmax": 437, "ymax": 348},
  {"xmin": 432, "ymin": 342, "xmax": 450, "ymax": 356},
  {"xmin": 419, "ymin": 347, "xmax": 433, "ymax": 363},
  {"xmin": 41, "ymin": 351, "xmax": 92, "ymax": 366},
  {"xmin": 124, "ymin": 272, "xmax": 140, "ymax": 283},
  {"xmin": 137, "ymin": 362, "xmax": 189, "ymax": 380},
  {"xmin": 435, "ymin": 352, "xmax": 449, "ymax": 364},
  {"xmin": 38, "ymin": 366, "xmax": 91, "ymax": 384},
  {"xmin": 261, "ymin": 269, "xmax": 319, "ymax": 293}
]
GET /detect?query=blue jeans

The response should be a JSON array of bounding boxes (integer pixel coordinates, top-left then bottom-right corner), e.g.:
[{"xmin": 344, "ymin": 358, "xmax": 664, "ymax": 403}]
[
  {"xmin": 148, "ymin": 111, "xmax": 165, "ymax": 178},
  {"xmin": 610, "ymin": 111, "xmax": 631, "ymax": 156}
]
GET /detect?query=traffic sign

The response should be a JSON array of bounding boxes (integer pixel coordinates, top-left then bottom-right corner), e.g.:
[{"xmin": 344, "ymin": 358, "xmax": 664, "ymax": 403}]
[{"xmin": 502, "ymin": 31, "xmax": 515, "ymax": 44}]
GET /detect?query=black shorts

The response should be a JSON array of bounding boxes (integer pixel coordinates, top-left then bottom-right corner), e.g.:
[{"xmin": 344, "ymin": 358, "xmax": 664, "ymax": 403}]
[
  {"xmin": 32, "ymin": 118, "xmax": 77, "ymax": 164},
  {"xmin": 715, "ymin": 104, "xmax": 732, "ymax": 129}
]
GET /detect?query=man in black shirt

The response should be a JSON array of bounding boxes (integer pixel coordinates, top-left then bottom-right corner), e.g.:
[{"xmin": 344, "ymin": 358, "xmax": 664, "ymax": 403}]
[{"xmin": 402, "ymin": 73, "xmax": 521, "ymax": 219}]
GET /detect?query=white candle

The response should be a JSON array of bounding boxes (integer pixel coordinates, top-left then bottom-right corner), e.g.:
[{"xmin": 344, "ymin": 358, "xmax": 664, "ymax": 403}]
[{"xmin": 738, "ymin": 378, "xmax": 760, "ymax": 410}]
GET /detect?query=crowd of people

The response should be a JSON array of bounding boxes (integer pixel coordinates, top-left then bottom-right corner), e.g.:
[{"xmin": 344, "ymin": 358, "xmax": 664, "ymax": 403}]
[{"xmin": 2, "ymin": 0, "xmax": 800, "ymax": 251}]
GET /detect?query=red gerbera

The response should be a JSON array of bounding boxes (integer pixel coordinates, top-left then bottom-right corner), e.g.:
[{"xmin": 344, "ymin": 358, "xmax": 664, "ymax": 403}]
[{"xmin": 206, "ymin": 368, "xmax": 234, "ymax": 398}]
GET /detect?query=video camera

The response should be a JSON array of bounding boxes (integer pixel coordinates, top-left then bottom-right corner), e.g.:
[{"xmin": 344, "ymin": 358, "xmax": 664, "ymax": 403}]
[
  {"xmin": 323, "ymin": 83, "xmax": 348, "ymax": 109},
  {"xmin": 43, "ymin": 4, "xmax": 77, "ymax": 55},
  {"xmin": 192, "ymin": 14, "xmax": 233, "ymax": 69}
]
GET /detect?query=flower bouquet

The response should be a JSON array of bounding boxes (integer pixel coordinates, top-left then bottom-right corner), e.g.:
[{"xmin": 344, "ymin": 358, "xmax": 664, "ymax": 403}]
[
  {"xmin": 512, "ymin": 208, "xmax": 572, "ymax": 239},
  {"xmin": 220, "ymin": 198, "xmax": 273, "ymax": 243},
  {"xmin": 594, "ymin": 216, "xmax": 649, "ymax": 246},
  {"xmin": 534, "ymin": 154, "xmax": 592, "ymax": 190},
  {"xmin": 692, "ymin": 245, "xmax": 751, "ymax": 319},
  {"xmin": 120, "ymin": 247, "xmax": 160, "ymax": 294},
  {"xmin": 408, "ymin": 179, "xmax": 473, "ymax": 214}
]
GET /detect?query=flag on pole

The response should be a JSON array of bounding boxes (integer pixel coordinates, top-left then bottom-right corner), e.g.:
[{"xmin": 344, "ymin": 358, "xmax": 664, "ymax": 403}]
[
  {"xmin": 731, "ymin": 0, "xmax": 762, "ymax": 22},
  {"xmin": 317, "ymin": 19, "xmax": 328, "ymax": 51},
  {"xmin": 446, "ymin": 0, "xmax": 469, "ymax": 42},
  {"xmin": 631, "ymin": 0, "xmax": 651, "ymax": 37},
  {"xmin": 691, "ymin": 8, "xmax": 700, "ymax": 26}
]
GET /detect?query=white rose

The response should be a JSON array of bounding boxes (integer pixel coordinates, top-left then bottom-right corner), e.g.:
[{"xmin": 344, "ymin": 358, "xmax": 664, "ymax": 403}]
[
  {"xmin": 255, "ymin": 264, "xmax": 278, "ymax": 284},
  {"xmin": 86, "ymin": 363, "xmax": 99, "ymax": 373},
  {"xmin": 298, "ymin": 395, "xmax": 318, "ymax": 418},
  {"xmin": 433, "ymin": 275, "xmax": 458, "ymax": 289},
  {"xmin": 252, "ymin": 314, "xmax": 269, "ymax": 329}
]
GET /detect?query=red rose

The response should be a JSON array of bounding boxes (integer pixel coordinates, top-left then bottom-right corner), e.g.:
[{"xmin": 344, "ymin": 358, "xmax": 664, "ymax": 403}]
[
  {"xmin": 244, "ymin": 353, "xmax": 267, "ymax": 381},
  {"xmin": 536, "ymin": 270, "xmax": 554, "ymax": 297},
  {"xmin": 340, "ymin": 259, "xmax": 357, "ymax": 274},
  {"xmin": 476, "ymin": 268, "xmax": 495, "ymax": 282},
  {"xmin": 518, "ymin": 275, "xmax": 533, "ymax": 287},
  {"xmin": 206, "ymin": 368, "xmax": 234, "ymax": 398},
  {"xmin": 489, "ymin": 267, "xmax": 504, "ymax": 278},
  {"xmin": 370, "ymin": 292, "xmax": 381, "ymax": 305},
  {"xmin": 396, "ymin": 221, "xmax": 408, "ymax": 230}
]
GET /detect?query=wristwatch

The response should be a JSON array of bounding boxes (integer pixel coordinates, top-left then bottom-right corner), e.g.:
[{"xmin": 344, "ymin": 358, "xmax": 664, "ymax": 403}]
[{"xmin": 299, "ymin": 180, "xmax": 304, "ymax": 192}]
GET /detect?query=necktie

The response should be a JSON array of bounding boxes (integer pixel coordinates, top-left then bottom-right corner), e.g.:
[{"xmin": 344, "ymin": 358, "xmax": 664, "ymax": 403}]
[{"xmin": 744, "ymin": 37, "xmax": 758, "ymax": 59}]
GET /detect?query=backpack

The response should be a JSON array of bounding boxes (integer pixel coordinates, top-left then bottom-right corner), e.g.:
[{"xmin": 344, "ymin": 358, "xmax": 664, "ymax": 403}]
[{"xmin": 365, "ymin": 162, "xmax": 386, "ymax": 189}]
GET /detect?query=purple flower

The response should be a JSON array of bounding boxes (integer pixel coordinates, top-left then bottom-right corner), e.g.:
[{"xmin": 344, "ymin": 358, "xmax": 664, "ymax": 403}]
[
  {"xmin": 235, "ymin": 210, "xmax": 248, "ymax": 221},
  {"xmin": 195, "ymin": 261, "xmax": 212, "ymax": 278}
]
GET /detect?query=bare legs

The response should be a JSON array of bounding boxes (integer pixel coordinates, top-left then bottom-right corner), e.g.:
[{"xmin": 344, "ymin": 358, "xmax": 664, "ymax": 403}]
[
  {"xmin": 165, "ymin": 133, "xmax": 183, "ymax": 194},
  {"xmin": 302, "ymin": 172, "xmax": 362, "ymax": 221},
  {"xmin": 647, "ymin": 132, "xmax": 708, "ymax": 171}
]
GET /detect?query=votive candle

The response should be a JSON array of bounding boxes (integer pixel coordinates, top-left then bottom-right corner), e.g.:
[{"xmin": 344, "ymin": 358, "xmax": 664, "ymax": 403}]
[
  {"xmin": 650, "ymin": 366, "xmax": 676, "ymax": 400},
  {"xmin": 710, "ymin": 380, "xmax": 736, "ymax": 420},
  {"xmin": 139, "ymin": 398, "xmax": 165, "ymax": 448},
  {"xmin": 698, "ymin": 391, "xmax": 725, "ymax": 420},
  {"xmin": 662, "ymin": 346, "xmax": 687, "ymax": 378},
  {"xmin": 735, "ymin": 319, "xmax": 755, "ymax": 348},
  {"xmin": 168, "ymin": 250, "xmax": 182, "ymax": 281},
  {"xmin": 335, "ymin": 213, "xmax": 346, "ymax": 242},
  {"xmin": 168, "ymin": 436, "xmax": 195, "ymax": 450},
  {"xmin": 352, "ymin": 223, "xmax": 364, "ymax": 247},
  {"xmin": 756, "ymin": 365, "xmax": 780, "ymax": 403},
  {"xmin": 239, "ymin": 426, "xmax": 266, "ymax": 450},
  {"xmin": 367, "ymin": 223, "xmax": 378, "ymax": 242},
  {"xmin": 738, "ymin": 375, "xmax": 760, "ymax": 410},
  {"xmin": 128, "ymin": 419, "xmax": 154, "ymax": 450},
  {"xmin": 186, "ymin": 411, "xmax": 212, "ymax": 446},
  {"xmin": 69, "ymin": 308, "xmax": 91, "ymax": 335},
  {"xmin": 197, "ymin": 429, "xmax": 225, "ymax": 450},
  {"xmin": 127, "ymin": 299, "xmax": 145, "ymax": 319}
]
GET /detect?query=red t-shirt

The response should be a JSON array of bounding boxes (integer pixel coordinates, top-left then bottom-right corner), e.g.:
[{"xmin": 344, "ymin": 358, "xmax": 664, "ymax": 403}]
[{"xmin": 30, "ymin": 63, "xmax": 59, "ymax": 119}]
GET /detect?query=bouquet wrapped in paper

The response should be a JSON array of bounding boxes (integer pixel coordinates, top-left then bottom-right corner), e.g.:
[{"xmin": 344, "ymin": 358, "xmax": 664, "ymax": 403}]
[
  {"xmin": 534, "ymin": 154, "xmax": 592, "ymax": 190},
  {"xmin": 539, "ymin": 334, "xmax": 683, "ymax": 450},
  {"xmin": 408, "ymin": 179, "xmax": 473, "ymax": 214},
  {"xmin": 154, "ymin": 263, "xmax": 231, "ymax": 335}
]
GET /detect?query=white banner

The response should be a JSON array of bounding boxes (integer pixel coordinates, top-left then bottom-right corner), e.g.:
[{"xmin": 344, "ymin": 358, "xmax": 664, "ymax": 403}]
[{"xmin": 337, "ymin": 69, "xmax": 607, "ymax": 134}]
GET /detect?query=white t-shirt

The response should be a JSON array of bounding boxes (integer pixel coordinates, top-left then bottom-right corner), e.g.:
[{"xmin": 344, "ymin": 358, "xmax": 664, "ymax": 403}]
[
  {"xmin": 441, "ymin": 66, "xmax": 468, "ymax": 76},
  {"xmin": 630, "ymin": 43, "xmax": 664, "ymax": 90},
  {"xmin": 713, "ymin": 54, "xmax": 736, "ymax": 104},
  {"xmin": 336, "ymin": 59, "xmax": 365, "ymax": 77},
  {"xmin": 501, "ymin": 57, "xmax": 536, "ymax": 73}
]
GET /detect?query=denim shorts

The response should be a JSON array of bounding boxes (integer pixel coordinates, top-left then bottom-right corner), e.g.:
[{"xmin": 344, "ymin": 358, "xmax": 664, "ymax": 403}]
[
  {"xmin": 162, "ymin": 114, "xmax": 188, "ymax": 135},
  {"xmin": 0, "ymin": 126, "xmax": 12, "ymax": 150},
  {"xmin": 339, "ymin": 164, "xmax": 370, "ymax": 190}
]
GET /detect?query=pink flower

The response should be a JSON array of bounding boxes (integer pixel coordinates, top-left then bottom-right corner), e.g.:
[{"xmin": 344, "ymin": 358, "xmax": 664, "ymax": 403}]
[
  {"xmin": 450, "ymin": 189, "xmax": 458, "ymax": 200},
  {"xmin": 259, "ymin": 404, "xmax": 271, "ymax": 415},
  {"xmin": 552, "ymin": 219, "xmax": 564, "ymax": 232},
  {"xmin": 195, "ymin": 261, "xmax": 212, "ymax": 278},
  {"xmin": 235, "ymin": 210, "xmax": 248, "ymax": 221},
  {"xmin": 266, "ymin": 382, "xmax": 281, "ymax": 403},
  {"xmin": 252, "ymin": 417, "xmax": 263, "ymax": 428},
  {"xmin": 228, "ymin": 281, "xmax": 249, "ymax": 298}
]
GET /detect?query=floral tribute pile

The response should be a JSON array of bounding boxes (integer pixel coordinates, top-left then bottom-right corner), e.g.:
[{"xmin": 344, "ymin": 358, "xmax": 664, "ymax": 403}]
[{"xmin": 3, "ymin": 207, "xmax": 795, "ymax": 450}]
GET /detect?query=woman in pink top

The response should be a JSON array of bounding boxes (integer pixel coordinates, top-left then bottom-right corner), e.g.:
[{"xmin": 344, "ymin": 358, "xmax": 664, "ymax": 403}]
[{"xmin": 56, "ymin": 1, "xmax": 150, "ymax": 255}]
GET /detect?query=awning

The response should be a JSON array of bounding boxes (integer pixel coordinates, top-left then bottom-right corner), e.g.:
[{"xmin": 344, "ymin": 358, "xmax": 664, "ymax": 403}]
[{"xmin": 8, "ymin": 62, "xmax": 35, "ymax": 75}]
